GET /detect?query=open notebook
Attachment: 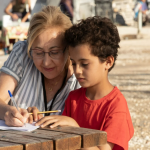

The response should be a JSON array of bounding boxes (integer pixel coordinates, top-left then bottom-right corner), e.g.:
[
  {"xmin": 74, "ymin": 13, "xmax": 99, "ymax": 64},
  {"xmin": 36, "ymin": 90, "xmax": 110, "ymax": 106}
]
[{"xmin": 0, "ymin": 120, "xmax": 39, "ymax": 132}]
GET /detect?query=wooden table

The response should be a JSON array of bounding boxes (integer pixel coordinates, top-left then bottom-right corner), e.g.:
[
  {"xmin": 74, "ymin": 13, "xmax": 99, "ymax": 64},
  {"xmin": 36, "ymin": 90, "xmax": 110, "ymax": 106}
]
[{"xmin": 0, "ymin": 126, "xmax": 107, "ymax": 150}]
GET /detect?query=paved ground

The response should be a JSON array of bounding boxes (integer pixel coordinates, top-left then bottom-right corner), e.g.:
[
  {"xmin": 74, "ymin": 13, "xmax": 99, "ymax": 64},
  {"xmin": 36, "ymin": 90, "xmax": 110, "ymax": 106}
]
[
  {"xmin": 109, "ymin": 39, "xmax": 150, "ymax": 150},
  {"xmin": 0, "ymin": 28, "xmax": 150, "ymax": 150}
]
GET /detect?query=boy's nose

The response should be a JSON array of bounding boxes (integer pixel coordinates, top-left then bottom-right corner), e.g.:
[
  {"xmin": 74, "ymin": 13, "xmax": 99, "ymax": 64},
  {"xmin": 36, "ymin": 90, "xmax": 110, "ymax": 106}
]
[{"xmin": 74, "ymin": 65, "xmax": 82, "ymax": 75}]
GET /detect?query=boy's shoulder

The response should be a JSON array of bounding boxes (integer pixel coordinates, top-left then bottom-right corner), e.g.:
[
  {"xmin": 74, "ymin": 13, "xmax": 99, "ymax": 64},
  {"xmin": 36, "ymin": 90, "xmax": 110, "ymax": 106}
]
[
  {"xmin": 69, "ymin": 87, "xmax": 84, "ymax": 98},
  {"xmin": 107, "ymin": 87, "xmax": 128, "ymax": 112}
]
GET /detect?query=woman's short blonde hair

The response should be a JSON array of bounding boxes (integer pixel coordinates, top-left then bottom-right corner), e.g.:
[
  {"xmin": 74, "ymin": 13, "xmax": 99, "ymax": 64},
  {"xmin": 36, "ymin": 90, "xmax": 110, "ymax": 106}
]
[{"xmin": 27, "ymin": 5, "xmax": 72, "ymax": 56}]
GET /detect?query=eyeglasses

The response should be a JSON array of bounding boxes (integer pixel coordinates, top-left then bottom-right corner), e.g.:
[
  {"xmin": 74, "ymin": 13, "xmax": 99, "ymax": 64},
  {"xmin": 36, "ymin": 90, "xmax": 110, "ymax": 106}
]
[{"xmin": 30, "ymin": 46, "xmax": 66, "ymax": 59}]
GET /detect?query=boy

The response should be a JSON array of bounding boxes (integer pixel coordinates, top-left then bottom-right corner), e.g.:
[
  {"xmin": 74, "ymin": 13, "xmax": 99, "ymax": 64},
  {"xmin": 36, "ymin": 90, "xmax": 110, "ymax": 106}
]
[{"xmin": 35, "ymin": 16, "xmax": 134, "ymax": 150}]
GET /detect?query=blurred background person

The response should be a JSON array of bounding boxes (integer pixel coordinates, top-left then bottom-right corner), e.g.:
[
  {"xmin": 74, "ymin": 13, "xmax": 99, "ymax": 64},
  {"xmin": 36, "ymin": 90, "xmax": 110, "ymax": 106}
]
[
  {"xmin": 5, "ymin": 0, "xmax": 31, "ymax": 22},
  {"xmin": 134, "ymin": 0, "xmax": 149, "ymax": 25},
  {"xmin": 59, "ymin": 0, "xmax": 73, "ymax": 21}
]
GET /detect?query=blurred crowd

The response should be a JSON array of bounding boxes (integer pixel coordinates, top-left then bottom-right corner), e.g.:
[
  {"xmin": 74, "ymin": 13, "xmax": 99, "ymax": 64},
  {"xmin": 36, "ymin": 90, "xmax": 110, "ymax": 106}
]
[
  {"xmin": 1, "ymin": 0, "xmax": 150, "ymax": 28},
  {"xmin": 0, "ymin": 0, "xmax": 150, "ymax": 55}
]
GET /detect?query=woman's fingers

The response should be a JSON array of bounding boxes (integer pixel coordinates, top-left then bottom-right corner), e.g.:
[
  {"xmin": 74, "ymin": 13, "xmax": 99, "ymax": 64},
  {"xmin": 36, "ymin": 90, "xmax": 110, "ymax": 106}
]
[
  {"xmin": 27, "ymin": 107, "xmax": 41, "ymax": 123},
  {"xmin": 9, "ymin": 117, "xmax": 24, "ymax": 127},
  {"xmin": 5, "ymin": 115, "xmax": 24, "ymax": 126},
  {"xmin": 38, "ymin": 114, "xmax": 44, "ymax": 120},
  {"xmin": 4, "ymin": 107, "xmax": 25, "ymax": 126},
  {"xmin": 27, "ymin": 107, "xmax": 33, "ymax": 123},
  {"xmin": 27, "ymin": 107, "xmax": 32, "ymax": 112},
  {"xmin": 11, "ymin": 108, "xmax": 25, "ymax": 123},
  {"xmin": 20, "ymin": 108, "xmax": 29, "ymax": 123},
  {"xmin": 32, "ymin": 107, "xmax": 40, "ymax": 122},
  {"xmin": 28, "ymin": 114, "xmax": 34, "ymax": 124}
]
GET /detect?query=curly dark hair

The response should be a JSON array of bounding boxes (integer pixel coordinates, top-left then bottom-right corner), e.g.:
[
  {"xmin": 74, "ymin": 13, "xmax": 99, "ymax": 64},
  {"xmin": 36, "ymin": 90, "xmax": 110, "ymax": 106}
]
[{"xmin": 65, "ymin": 16, "xmax": 120, "ymax": 72}]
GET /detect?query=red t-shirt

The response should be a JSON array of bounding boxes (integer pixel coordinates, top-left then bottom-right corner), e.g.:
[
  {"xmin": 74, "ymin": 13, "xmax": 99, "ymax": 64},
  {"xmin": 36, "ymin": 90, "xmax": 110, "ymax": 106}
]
[{"xmin": 62, "ymin": 87, "xmax": 134, "ymax": 150}]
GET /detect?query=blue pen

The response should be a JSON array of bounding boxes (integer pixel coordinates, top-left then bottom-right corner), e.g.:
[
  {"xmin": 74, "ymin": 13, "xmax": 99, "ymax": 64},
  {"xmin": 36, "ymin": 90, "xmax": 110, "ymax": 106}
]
[
  {"xmin": 8, "ymin": 90, "xmax": 20, "ymax": 112},
  {"xmin": 8, "ymin": 90, "xmax": 26, "ymax": 126}
]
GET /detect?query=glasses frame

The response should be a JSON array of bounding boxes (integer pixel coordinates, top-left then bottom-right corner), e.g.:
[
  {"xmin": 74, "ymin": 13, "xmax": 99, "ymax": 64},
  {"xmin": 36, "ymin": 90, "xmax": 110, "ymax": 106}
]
[{"xmin": 30, "ymin": 46, "xmax": 67, "ymax": 59}]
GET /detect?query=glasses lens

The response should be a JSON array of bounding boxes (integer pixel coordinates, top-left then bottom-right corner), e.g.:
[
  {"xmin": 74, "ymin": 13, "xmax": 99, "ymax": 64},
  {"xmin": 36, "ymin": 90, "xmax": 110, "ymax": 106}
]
[
  {"xmin": 32, "ymin": 50, "xmax": 44, "ymax": 58},
  {"xmin": 50, "ymin": 51, "xmax": 63, "ymax": 59}
]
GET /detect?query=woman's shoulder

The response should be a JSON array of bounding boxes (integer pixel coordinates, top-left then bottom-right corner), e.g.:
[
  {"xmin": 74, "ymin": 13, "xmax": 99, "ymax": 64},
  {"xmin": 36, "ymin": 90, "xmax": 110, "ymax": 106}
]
[
  {"xmin": 10, "ymin": 41, "xmax": 31, "ymax": 66},
  {"xmin": 13, "ymin": 40, "xmax": 28, "ymax": 52},
  {"xmin": 0, "ymin": 41, "xmax": 33, "ymax": 83},
  {"xmin": 11, "ymin": 40, "xmax": 28, "ymax": 57},
  {"xmin": 67, "ymin": 74, "xmax": 81, "ymax": 90}
]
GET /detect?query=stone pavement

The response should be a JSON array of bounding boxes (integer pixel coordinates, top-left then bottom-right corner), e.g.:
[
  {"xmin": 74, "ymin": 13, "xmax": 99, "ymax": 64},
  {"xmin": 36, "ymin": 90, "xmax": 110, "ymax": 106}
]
[
  {"xmin": 109, "ymin": 39, "xmax": 150, "ymax": 150},
  {"xmin": 117, "ymin": 26, "xmax": 150, "ymax": 40}
]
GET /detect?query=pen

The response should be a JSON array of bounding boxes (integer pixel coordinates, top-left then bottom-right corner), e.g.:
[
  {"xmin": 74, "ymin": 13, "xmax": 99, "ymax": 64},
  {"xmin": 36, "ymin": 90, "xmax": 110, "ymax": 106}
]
[
  {"xmin": 8, "ymin": 90, "xmax": 20, "ymax": 112},
  {"xmin": 8, "ymin": 90, "xmax": 26, "ymax": 126},
  {"xmin": 28, "ymin": 110, "xmax": 61, "ymax": 115}
]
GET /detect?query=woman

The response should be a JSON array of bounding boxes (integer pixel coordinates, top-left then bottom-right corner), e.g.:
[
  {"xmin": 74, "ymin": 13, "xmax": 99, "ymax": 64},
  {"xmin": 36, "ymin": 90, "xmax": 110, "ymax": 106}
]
[{"xmin": 0, "ymin": 6, "xmax": 80, "ymax": 127}]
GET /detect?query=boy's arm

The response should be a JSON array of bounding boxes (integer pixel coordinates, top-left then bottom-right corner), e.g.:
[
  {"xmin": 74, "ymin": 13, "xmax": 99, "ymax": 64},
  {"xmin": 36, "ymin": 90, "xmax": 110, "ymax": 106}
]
[
  {"xmin": 98, "ymin": 142, "xmax": 114, "ymax": 150},
  {"xmin": 35, "ymin": 115, "xmax": 80, "ymax": 128},
  {"xmin": 78, "ymin": 142, "xmax": 114, "ymax": 150}
]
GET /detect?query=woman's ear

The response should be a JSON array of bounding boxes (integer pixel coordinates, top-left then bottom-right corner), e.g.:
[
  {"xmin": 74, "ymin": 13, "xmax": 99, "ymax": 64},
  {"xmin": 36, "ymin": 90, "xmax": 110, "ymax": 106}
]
[{"xmin": 105, "ymin": 56, "xmax": 114, "ymax": 70}]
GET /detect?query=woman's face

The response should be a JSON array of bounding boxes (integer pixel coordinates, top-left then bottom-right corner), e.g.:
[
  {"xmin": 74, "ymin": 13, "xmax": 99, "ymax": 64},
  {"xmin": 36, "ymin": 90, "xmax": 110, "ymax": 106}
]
[{"xmin": 31, "ymin": 27, "xmax": 68, "ymax": 79}]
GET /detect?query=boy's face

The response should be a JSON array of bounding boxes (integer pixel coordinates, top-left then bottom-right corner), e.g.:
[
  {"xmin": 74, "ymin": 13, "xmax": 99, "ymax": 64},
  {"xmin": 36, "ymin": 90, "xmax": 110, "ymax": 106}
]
[{"xmin": 69, "ymin": 44, "xmax": 109, "ymax": 88}]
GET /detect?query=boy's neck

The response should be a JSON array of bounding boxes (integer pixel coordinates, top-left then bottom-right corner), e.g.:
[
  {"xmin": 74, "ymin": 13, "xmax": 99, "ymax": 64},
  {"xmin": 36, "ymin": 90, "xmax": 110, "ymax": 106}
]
[{"xmin": 85, "ymin": 79, "xmax": 114, "ymax": 100}]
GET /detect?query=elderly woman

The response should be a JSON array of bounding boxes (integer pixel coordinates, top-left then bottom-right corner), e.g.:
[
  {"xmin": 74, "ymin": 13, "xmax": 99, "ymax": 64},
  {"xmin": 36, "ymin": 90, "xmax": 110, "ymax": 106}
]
[{"xmin": 0, "ymin": 6, "xmax": 80, "ymax": 127}]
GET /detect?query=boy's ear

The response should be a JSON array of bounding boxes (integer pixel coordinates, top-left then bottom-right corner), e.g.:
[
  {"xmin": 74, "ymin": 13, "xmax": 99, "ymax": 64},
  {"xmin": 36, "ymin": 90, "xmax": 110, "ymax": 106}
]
[{"xmin": 105, "ymin": 56, "xmax": 114, "ymax": 70}]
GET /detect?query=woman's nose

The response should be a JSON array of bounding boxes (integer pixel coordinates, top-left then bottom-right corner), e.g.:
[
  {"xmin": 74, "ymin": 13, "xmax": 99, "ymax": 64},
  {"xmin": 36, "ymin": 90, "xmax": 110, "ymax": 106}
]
[{"xmin": 42, "ymin": 53, "xmax": 52, "ymax": 66}]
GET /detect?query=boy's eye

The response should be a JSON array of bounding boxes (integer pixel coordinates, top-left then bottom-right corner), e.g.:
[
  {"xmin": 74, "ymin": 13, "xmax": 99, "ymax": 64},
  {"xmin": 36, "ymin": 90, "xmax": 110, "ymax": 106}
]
[
  {"xmin": 72, "ymin": 63, "xmax": 76, "ymax": 66},
  {"xmin": 82, "ymin": 64, "xmax": 88, "ymax": 67}
]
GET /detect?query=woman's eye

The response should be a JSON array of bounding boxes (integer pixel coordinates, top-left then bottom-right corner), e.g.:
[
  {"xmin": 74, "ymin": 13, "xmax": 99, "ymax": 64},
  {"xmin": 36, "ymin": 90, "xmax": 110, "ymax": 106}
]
[
  {"xmin": 72, "ymin": 63, "xmax": 76, "ymax": 66},
  {"xmin": 51, "ymin": 51, "xmax": 59, "ymax": 55},
  {"xmin": 36, "ymin": 52, "xmax": 43, "ymax": 55},
  {"xmin": 34, "ymin": 51, "xmax": 43, "ymax": 55}
]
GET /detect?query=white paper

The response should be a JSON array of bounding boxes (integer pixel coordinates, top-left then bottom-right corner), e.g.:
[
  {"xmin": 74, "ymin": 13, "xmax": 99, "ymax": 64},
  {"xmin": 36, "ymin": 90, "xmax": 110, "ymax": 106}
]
[{"xmin": 0, "ymin": 120, "xmax": 39, "ymax": 132}]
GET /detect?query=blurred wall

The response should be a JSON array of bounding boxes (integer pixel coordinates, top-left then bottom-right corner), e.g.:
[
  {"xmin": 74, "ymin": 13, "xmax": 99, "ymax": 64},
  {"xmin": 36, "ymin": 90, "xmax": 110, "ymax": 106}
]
[
  {"xmin": 73, "ymin": 0, "xmax": 95, "ymax": 24},
  {"xmin": 0, "ymin": 0, "xmax": 10, "ymax": 21},
  {"xmin": 31, "ymin": 0, "xmax": 60, "ymax": 16},
  {"xmin": 112, "ymin": 0, "xmax": 135, "ymax": 26}
]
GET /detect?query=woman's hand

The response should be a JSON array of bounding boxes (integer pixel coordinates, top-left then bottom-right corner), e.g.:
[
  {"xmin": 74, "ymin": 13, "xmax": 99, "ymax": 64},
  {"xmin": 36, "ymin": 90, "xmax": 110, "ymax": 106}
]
[
  {"xmin": 27, "ymin": 106, "xmax": 43, "ymax": 124},
  {"xmin": 4, "ymin": 106, "xmax": 29, "ymax": 127},
  {"xmin": 35, "ymin": 115, "xmax": 79, "ymax": 128}
]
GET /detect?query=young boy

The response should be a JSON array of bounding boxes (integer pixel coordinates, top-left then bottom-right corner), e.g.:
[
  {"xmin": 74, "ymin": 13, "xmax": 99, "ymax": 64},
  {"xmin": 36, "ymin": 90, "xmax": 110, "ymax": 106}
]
[{"xmin": 36, "ymin": 16, "xmax": 134, "ymax": 150}]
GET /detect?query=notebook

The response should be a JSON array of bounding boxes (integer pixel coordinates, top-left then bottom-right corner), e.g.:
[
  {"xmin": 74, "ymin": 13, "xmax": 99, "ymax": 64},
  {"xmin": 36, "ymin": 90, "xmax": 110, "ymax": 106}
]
[{"xmin": 0, "ymin": 120, "xmax": 39, "ymax": 132}]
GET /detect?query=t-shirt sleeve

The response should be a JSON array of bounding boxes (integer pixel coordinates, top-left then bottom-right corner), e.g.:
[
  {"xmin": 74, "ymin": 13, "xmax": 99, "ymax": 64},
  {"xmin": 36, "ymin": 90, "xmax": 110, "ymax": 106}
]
[
  {"xmin": 0, "ymin": 41, "xmax": 28, "ymax": 83},
  {"xmin": 103, "ymin": 97, "xmax": 134, "ymax": 150},
  {"xmin": 62, "ymin": 92, "xmax": 72, "ymax": 116}
]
